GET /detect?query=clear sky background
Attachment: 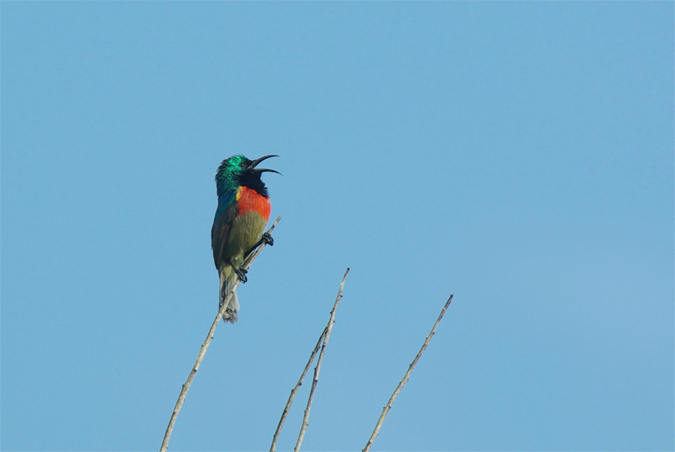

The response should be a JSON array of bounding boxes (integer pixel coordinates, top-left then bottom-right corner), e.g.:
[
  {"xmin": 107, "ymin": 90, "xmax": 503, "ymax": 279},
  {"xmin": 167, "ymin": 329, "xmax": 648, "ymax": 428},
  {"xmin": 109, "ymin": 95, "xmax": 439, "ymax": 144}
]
[{"xmin": 2, "ymin": 2, "xmax": 673, "ymax": 451}]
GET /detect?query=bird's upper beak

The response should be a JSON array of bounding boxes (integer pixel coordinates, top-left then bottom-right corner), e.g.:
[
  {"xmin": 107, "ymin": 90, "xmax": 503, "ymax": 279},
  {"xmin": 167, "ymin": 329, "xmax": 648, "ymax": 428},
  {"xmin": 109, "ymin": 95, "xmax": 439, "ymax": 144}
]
[{"xmin": 248, "ymin": 154, "xmax": 281, "ymax": 175}]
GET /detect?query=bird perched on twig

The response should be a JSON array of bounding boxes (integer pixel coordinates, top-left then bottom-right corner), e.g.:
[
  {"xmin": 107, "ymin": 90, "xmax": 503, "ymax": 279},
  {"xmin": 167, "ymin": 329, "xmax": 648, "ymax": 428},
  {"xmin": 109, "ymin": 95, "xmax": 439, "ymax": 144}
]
[{"xmin": 211, "ymin": 154, "xmax": 279, "ymax": 323}]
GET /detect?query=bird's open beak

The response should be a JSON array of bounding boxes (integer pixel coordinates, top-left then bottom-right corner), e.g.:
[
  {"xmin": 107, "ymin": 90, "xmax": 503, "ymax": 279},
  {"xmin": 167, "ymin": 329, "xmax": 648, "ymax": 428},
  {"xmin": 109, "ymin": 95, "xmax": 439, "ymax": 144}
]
[{"xmin": 249, "ymin": 154, "xmax": 281, "ymax": 175}]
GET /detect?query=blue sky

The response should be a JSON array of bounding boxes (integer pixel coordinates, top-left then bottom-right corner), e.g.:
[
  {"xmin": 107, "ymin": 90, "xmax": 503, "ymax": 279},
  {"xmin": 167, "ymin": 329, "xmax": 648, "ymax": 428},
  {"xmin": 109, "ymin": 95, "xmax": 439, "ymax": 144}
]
[{"xmin": 2, "ymin": 2, "xmax": 673, "ymax": 451}]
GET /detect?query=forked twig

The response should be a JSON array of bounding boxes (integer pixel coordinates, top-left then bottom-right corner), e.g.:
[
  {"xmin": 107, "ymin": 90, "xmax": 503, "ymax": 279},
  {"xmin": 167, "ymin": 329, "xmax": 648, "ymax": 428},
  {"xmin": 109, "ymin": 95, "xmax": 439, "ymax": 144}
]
[
  {"xmin": 362, "ymin": 294, "xmax": 454, "ymax": 452},
  {"xmin": 269, "ymin": 327, "xmax": 327, "ymax": 452},
  {"xmin": 294, "ymin": 268, "xmax": 350, "ymax": 452},
  {"xmin": 159, "ymin": 216, "xmax": 282, "ymax": 452}
]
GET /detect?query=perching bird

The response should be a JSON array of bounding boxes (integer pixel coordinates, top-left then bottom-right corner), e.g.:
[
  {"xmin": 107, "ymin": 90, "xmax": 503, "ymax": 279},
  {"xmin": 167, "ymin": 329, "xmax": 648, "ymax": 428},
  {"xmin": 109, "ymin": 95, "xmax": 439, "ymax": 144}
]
[{"xmin": 211, "ymin": 154, "xmax": 279, "ymax": 323}]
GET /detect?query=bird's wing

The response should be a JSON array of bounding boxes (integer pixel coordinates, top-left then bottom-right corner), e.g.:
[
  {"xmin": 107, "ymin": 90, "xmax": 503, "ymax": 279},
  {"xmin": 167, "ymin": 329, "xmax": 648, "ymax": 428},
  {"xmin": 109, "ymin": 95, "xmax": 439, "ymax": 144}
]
[{"xmin": 211, "ymin": 189, "xmax": 238, "ymax": 269}]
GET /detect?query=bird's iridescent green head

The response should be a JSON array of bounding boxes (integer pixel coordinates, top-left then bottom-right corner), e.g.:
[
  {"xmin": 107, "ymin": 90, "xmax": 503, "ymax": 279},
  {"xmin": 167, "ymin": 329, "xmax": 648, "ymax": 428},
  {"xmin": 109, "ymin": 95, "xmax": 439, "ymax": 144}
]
[{"xmin": 215, "ymin": 154, "xmax": 279, "ymax": 198}]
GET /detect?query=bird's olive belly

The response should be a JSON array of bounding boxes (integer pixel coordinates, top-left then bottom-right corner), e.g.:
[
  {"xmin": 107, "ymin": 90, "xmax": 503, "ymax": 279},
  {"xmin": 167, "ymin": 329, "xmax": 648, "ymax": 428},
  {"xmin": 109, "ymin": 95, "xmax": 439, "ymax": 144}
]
[{"xmin": 223, "ymin": 211, "xmax": 267, "ymax": 267}]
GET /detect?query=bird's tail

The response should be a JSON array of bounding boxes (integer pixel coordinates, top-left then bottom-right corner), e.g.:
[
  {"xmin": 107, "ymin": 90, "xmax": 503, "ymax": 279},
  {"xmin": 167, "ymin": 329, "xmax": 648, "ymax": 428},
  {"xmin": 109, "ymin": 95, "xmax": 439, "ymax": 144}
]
[{"xmin": 219, "ymin": 267, "xmax": 239, "ymax": 323}]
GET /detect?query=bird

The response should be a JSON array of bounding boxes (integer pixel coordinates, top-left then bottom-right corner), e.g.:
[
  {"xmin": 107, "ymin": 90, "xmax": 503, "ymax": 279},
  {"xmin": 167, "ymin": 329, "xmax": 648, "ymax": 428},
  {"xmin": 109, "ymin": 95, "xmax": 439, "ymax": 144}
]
[{"xmin": 211, "ymin": 154, "xmax": 279, "ymax": 323}]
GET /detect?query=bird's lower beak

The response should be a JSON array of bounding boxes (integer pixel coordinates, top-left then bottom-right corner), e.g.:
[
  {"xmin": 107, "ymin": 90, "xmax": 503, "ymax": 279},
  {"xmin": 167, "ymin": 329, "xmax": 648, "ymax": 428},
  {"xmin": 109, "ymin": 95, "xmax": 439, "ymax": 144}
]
[{"xmin": 254, "ymin": 168, "xmax": 282, "ymax": 175}]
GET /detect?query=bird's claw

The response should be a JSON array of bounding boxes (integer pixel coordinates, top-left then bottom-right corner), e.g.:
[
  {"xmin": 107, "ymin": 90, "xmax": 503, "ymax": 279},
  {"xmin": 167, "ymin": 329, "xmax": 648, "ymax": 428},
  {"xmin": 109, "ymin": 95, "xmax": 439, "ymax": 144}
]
[
  {"xmin": 262, "ymin": 232, "xmax": 274, "ymax": 246},
  {"xmin": 234, "ymin": 267, "xmax": 248, "ymax": 283}
]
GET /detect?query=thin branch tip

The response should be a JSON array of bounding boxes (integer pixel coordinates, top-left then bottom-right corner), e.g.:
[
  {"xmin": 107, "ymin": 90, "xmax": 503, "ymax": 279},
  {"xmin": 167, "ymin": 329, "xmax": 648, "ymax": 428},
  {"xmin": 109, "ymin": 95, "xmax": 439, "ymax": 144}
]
[
  {"xmin": 269, "ymin": 270, "xmax": 349, "ymax": 452},
  {"xmin": 293, "ymin": 270, "xmax": 348, "ymax": 451},
  {"xmin": 362, "ymin": 292, "xmax": 454, "ymax": 452}
]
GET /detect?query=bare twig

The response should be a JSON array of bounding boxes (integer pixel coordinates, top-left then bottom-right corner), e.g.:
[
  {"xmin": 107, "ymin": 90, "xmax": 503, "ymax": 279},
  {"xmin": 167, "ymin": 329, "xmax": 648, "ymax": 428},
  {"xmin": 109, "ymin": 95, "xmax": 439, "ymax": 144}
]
[
  {"xmin": 269, "ymin": 327, "xmax": 327, "ymax": 452},
  {"xmin": 294, "ymin": 268, "xmax": 350, "ymax": 452},
  {"xmin": 160, "ymin": 216, "xmax": 282, "ymax": 452},
  {"xmin": 362, "ymin": 294, "xmax": 454, "ymax": 452}
]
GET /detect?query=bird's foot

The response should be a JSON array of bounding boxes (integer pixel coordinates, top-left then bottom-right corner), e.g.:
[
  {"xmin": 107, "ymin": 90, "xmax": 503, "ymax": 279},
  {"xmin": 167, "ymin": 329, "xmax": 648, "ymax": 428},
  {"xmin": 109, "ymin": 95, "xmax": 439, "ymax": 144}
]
[
  {"xmin": 234, "ymin": 267, "xmax": 248, "ymax": 283},
  {"xmin": 243, "ymin": 233, "xmax": 274, "ymax": 259}
]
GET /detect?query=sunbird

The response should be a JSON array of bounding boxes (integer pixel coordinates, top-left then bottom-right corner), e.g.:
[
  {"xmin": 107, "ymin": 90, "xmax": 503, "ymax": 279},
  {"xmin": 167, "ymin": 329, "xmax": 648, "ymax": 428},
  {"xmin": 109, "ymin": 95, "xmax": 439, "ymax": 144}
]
[{"xmin": 211, "ymin": 154, "xmax": 279, "ymax": 323}]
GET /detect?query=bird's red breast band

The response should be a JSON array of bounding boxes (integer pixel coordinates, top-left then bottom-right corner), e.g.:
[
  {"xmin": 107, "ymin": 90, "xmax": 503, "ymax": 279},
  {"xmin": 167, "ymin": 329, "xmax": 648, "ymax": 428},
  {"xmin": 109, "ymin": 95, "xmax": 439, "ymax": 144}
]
[{"xmin": 236, "ymin": 186, "xmax": 271, "ymax": 221}]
